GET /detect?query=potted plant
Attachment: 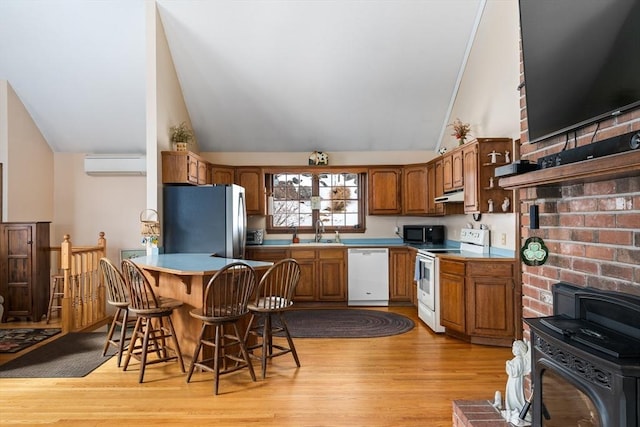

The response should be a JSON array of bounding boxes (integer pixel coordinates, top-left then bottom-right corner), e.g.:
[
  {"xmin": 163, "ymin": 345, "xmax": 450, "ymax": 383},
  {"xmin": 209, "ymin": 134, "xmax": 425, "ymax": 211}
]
[{"xmin": 170, "ymin": 122, "xmax": 194, "ymax": 151}]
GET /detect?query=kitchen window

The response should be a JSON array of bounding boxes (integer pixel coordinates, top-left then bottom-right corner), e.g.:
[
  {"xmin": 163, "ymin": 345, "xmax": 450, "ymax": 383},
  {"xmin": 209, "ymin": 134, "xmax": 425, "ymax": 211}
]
[{"xmin": 265, "ymin": 169, "xmax": 366, "ymax": 233}]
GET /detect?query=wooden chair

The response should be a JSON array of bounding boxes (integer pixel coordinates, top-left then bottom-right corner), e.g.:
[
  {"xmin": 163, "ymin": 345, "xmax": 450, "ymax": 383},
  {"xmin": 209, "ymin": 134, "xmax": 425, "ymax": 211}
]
[
  {"xmin": 99, "ymin": 257, "xmax": 135, "ymax": 367},
  {"xmin": 120, "ymin": 259, "xmax": 185, "ymax": 383},
  {"xmin": 244, "ymin": 258, "xmax": 301, "ymax": 378},
  {"xmin": 187, "ymin": 262, "xmax": 257, "ymax": 395}
]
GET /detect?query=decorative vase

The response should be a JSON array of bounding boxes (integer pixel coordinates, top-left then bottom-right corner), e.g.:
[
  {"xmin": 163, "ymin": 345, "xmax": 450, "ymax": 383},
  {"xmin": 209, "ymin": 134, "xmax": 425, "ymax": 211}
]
[
  {"xmin": 458, "ymin": 138, "xmax": 466, "ymax": 146},
  {"xmin": 174, "ymin": 142, "xmax": 188, "ymax": 152}
]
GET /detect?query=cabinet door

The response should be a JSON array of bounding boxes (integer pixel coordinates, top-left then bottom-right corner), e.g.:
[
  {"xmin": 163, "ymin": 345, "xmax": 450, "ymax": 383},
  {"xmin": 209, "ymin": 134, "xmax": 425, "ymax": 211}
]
[
  {"xmin": 235, "ymin": 167, "xmax": 265, "ymax": 215},
  {"xmin": 402, "ymin": 164, "xmax": 428, "ymax": 215},
  {"xmin": 211, "ymin": 165, "xmax": 235, "ymax": 185},
  {"xmin": 442, "ymin": 154, "xmax": 453, "ymax": 192},
  {"xmin": 187, "ymin": 155, "xmax": 200, "ymax": 184},
  {"xmin": 466, "ymin": 261, "xmax": 515, "ymax": 339},
  {"xmin": 463, "ymin": 144, "xmax": 479, "ymax": 212},
  {"xmin": 440, "ymin": 272, "xmax": 465, "ymax": 332},
  {"xmin": 452, "ymin": 150, "xmax": 464, "ymax": 189},
  {"xmin": 318, "ymin": 258, "xmax": 346, "ymax": 301},
  {"xmin": 426, "ymin": 162, "xmax": 438, "ymax": 216},
  {"xmin": 434, "ymin": 160, "xmax": 445, "ymax": 216},
  {"xmin": 0, "ymin": 222, "xmax": 50, "ymax": 322},
  {"xmin": 290, "ymin": 249, "xmax": 317, "ymax": 301},
  {"xmin": 389, "ymin": 248, "xmax": 413, "ymax": 303},
  {"xmin": 368, "ymin": 168, "xmax": 402, "ymax": 215}
]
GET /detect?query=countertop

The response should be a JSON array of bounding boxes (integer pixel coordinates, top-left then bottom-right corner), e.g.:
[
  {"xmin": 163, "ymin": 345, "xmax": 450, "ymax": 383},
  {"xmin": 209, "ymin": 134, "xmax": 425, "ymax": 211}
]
[
  {"xmin": 132, "ymin": 253, "xmax": 273, "ymax": 275},
  {"xmin": 248, "ymin": 239, "xmax": 516, "ymax": 259}
]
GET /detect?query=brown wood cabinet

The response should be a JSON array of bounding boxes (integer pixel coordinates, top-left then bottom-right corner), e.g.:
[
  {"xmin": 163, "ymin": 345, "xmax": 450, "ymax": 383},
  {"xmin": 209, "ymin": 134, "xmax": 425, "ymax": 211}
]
[
  {"xmin": 426, "ymin": 162, "xmax": 438, "ymax": 216},
  {"xmin": 402, "ymin": 164, "xmax": 428, "ymax": 215},
  {"xmin": 161, "ymin": 151, "xmax": 210, "ymax": 185},
  {"xmin": 211, "ymin": 165, "xmax": 235, "ymax": 185},
  {"xmin": 368, "ymin": 167, "xmax": 402, "ymax": 215},
  {"xmin": 439, "ymin": 258, "xmax": 466, "ymax": 332},
  {"xmin": 439, "ymin": 255, "xmax": 516, "ymax": 347},
  {"xmin": 235, "ymin": 167, "xmax": 265, "ymax": 215},
  {"xmin": 388, "ymin": 247, "xmax": 415, "ymax": 304},
  {"xmin": 442, "ymin": 154, "xmax": 454, "ymax": 192},
  {"xmin": 289, "ymin": 247, "xmax": 346, "ymax": 302},
  {"xmin": 452, "ymin": 150, "xmax": 464, "ymax": 189},
  {"xmin": 0, "ymin": 222, "xmax": 51, "ymax": 322}
]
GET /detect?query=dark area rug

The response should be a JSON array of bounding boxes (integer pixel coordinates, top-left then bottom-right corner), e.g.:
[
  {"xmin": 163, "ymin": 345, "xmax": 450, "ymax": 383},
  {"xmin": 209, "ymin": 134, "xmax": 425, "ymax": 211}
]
[
  {"xmin": 0, "ymin": 328, "xmax": 61, "ymax": 353},
  {"xmin": 0, "ymin": 332, "xmax": 112, "ymax": 378},
  {"xmin": 280, "ymin": 308, "xmax": 415, "ymax": 338}
]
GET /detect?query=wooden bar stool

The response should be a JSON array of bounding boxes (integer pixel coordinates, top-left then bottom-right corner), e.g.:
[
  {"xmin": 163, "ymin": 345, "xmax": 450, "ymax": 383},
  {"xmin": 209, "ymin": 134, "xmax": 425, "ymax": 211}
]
[
  {"xmin": 120, "ymin": 259, "xmax": 185, "ymax": 383},
  {"xmin": 46, "ymin": 274, "xmax": 65, "ymax": 323},
  {"xmin": 187, "ymin": 262, "xmax": 257, "ymax": 395},
  {"xmin": 99, "ymin": 257, "xmax": 135, "ymax": 367},
  {"xmin": 244, "ymin": 258, "xmax": 301, "ymax": 378}
]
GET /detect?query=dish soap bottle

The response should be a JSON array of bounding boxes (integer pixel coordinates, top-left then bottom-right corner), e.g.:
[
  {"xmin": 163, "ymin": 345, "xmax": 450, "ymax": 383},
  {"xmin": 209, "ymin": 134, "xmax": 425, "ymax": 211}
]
[{"xmin": 334, "ymin": 231, "xmax": 341, "ymax": 243}]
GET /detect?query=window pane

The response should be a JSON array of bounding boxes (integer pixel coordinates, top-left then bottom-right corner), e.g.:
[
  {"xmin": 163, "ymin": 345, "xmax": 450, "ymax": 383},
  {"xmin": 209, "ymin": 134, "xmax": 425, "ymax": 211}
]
[{"xmin": 269, "ymin": 171, "xmax": 363, "ymax": 232}]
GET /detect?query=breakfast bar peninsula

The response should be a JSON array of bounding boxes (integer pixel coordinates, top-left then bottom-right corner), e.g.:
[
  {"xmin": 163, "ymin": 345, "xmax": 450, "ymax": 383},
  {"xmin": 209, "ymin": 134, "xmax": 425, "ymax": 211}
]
[{"xmin": 132, "ymin": 253, "xmax": 273, "ymax": 359}]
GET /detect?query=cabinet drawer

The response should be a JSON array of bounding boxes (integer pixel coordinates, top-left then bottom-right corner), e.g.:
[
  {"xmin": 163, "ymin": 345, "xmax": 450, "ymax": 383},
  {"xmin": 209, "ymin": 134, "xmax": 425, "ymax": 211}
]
[
  {"xmin": 440, "ymin": 258, "xmax": 465, "ymax": 275},
  {"xmin": 289, "ymin": 249, "xmax": 316, "ymax": 260},
  {"xmin": 318, "ymin": 248, "xmax": 345, "ymax": 259},
  {"xmin": 467, "ymin": 261, "xmax": 513, "ymax": 277}
]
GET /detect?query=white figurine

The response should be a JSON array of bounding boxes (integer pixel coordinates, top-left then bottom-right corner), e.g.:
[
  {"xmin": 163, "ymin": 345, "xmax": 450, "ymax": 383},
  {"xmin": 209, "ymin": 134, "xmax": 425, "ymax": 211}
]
[
  {"xmin": 492, "ymin": 390, "xmax": 503, "ymax": 410},
  {"xmin": 488, "ymin": 151, "xmax": 502, "ymax": 164},
  {"xmin": 489, "ymin": 177, "xmax": 494, "ymax": 188},
  {"xmin": 488, "ymin": 199, "xmax": 494, "ymax": 213},
  {"xmin": 502, "ymin": 340, "xmax": 531, "ymax": 423},
  {"xmin": 505, "ymin": 150, "xmax": 511, "ymax": 163},
  {"xmin": 502, "ymin": 197, "xmax": 510, "ymax": 212}
]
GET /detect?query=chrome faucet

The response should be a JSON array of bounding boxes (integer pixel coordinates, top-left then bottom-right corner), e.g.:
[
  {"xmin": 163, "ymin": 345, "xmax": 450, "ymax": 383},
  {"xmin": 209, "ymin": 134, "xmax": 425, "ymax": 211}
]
[{"xmin": 314, "ymin": 219, "xmax": 325, "ymax": 243}]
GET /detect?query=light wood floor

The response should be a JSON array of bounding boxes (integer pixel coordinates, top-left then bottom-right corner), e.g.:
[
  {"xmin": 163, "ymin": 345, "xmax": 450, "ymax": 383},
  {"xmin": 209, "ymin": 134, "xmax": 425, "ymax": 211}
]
[{"xmin": 0, "ymin": 306, "xmax": 513, "ymax": 426}]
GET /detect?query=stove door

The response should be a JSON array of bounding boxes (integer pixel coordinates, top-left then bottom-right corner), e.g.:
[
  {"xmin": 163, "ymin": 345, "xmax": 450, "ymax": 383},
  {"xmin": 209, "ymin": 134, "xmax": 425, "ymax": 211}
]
[{"xmin": 417, "ymin": 253, "xmax": 437, "ymax": 311}]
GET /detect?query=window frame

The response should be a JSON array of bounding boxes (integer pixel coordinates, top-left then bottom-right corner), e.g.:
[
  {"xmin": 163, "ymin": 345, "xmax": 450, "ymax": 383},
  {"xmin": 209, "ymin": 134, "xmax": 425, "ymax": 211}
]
[{"xmin": 263, "ymin": 166, "xmax": 367, "ymax": 235}]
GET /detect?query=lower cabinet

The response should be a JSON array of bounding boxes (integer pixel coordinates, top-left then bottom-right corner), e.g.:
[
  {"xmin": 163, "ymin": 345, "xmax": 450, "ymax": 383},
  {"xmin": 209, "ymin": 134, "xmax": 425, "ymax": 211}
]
[
  {"xmin": 290, "ymin": 248, "xmax": 346, "ymax": 302},
  {"xmin": 439, "ymin": 256, "xmax": 516, "ymax": 347},
  {"xmin": 389, "ymin": 247, "xmax": 415, "ymax": 304}
]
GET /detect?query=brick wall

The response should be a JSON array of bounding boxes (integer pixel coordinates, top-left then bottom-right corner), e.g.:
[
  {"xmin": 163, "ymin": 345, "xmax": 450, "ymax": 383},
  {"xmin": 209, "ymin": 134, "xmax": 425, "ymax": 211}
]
[{"xmin": 516, "ymin": 60, "xmax": 640, "ymax": 320}]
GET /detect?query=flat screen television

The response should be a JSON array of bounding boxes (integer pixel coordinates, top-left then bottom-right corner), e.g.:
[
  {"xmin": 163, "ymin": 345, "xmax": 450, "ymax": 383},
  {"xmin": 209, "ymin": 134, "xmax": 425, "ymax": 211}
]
[{"xmin": 519, "ymin": 0, "xmax": 640, "ymax": 144}]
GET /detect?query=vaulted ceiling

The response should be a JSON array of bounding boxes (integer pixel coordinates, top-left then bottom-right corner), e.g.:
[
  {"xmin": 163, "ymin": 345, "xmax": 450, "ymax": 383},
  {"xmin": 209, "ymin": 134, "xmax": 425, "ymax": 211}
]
[{"xmin": 0, "ymin": 0, "xmax": 485, "ymax": 154}]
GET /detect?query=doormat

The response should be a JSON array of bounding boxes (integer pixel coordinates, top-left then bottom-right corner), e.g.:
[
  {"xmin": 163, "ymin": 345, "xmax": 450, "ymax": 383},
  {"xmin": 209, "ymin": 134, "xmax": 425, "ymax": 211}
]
[
  {"xmin": 279, "ymin": 309, "xmax": 415, "ymax": 338},
  {"xmin": 0, "ymin": 328, "xmax": 61, "ymax": 353},
  {"xmin": 0, "ymin": 332, "xmax": 113, "ymax": 378}
]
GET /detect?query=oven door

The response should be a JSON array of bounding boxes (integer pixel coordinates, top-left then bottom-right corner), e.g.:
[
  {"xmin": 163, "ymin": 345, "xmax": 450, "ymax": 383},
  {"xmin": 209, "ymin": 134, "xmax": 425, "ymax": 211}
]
[{"xmin": 417, "ymin": 252, "xmax": 437, "ymax": 311}]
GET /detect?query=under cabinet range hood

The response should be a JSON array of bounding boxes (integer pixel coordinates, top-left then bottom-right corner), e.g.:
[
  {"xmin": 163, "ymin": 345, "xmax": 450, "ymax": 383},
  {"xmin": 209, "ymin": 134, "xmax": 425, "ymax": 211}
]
[{"xmin": 434, "ymin": 189, "xmax": 464, "ymax": 203}]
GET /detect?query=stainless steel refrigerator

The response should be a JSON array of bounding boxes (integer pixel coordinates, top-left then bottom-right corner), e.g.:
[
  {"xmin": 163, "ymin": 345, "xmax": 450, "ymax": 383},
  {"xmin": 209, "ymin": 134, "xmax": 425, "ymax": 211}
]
[{"xmin": 163, "ymin": 184, "xmax": 247, "ymax": 258}]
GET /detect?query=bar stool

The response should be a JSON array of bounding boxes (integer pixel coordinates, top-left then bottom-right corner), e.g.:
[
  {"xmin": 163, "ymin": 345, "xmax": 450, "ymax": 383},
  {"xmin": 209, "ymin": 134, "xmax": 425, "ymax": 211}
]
[
  {"xmin": 187, "ymin": 262, "xmax": 257, "ymax": 395},
  {"xmin": 46, "ymin": 274, "xmax": 65, "ymax": 323},
  {"xmin": 244, "ymin": 258, "xmax": 301, "ymax": 378},
  {"xmin": 120, "ymin": 259, "xmax": 185, "ymax": 383},
  {"xmin": 99, "ymin": 257, "xmax": 135, "ymax": 367}
]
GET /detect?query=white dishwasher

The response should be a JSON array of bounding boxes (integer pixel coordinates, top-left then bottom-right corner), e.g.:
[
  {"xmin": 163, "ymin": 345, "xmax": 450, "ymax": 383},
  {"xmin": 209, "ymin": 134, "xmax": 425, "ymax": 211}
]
[{"xmin": 348, "ymin": 248, "xmax": 389, "ymax": 306}]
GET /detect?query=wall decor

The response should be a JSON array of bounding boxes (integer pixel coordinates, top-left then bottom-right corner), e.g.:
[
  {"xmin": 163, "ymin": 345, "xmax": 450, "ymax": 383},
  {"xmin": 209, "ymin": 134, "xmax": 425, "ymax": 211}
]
[
  {"xmin": 308, "ymin": 151, "xmax": 329, "ymax": 165},
  {"xmin": 521, "ymin": 236, "xmax": 549, "ymax": 266}
]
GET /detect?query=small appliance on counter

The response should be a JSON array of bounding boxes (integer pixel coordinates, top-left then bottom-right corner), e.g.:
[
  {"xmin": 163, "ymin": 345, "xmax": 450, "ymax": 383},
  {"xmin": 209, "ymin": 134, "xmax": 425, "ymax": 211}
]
[
  {"xmin": 402, "ymin": 225, "xmax": 445, "ymax": 245},
  {"xmin": 246, "ymin": 228, "xmax": 264, "ymax": 245}
]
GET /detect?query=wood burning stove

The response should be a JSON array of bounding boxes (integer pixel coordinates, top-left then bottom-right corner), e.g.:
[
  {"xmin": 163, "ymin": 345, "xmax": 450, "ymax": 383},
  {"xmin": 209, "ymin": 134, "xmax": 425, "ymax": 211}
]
[{"xmin": 524, "ymin": 283, "xmax": 640, "ymax": 427}]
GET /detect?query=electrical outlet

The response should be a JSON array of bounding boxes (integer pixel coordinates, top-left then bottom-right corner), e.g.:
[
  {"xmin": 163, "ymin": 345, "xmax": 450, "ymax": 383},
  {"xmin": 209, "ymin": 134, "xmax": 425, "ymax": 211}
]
[
  {"xmin": 500, "ymin": 233, "xmax": 507, "ymax": 245},
  {"xmin": 394, "ymin": 226, "xmax": 400, "ymax": 234}
]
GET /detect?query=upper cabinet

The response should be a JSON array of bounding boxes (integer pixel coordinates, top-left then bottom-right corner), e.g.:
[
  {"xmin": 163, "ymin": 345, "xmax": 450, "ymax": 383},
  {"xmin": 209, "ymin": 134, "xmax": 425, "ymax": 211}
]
[
  {"xmin": 368, "ymin": 167, "xmax": 402, "ymax": 215},
  {"xmin": 235, "ymin": 167, "xmax": 265, "ymax": 215},
  {"xmin": 211, "ymin": 165, "xmax": 235, "ymax": 185},
  {"xmin": 402, "ymin": 164, "xmax": 429, "ymax": 215},
  {"xmin": 162, "ymin": 151, "xmax": 210, "ymax": 185}
]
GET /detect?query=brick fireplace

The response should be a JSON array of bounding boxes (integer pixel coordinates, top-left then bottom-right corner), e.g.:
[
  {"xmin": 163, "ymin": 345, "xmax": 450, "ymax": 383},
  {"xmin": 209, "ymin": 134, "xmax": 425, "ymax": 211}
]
[{"xmin": 515, "ymin": 97, "xmax": 640, "ymax": 321}]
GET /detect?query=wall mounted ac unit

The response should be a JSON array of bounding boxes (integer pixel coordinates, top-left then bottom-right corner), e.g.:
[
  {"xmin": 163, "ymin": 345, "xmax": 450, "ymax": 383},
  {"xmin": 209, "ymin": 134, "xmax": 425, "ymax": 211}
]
[{"xmin": 84, "ymin": 154, "xmax": 147, "ymax": 176}]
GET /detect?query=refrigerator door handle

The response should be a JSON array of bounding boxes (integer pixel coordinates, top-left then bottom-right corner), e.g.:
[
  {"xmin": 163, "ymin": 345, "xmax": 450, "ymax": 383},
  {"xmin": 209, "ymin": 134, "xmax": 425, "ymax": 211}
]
[{"xmin": 237, "ymin": 190, "xmax": 247, "ymax": 258}]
